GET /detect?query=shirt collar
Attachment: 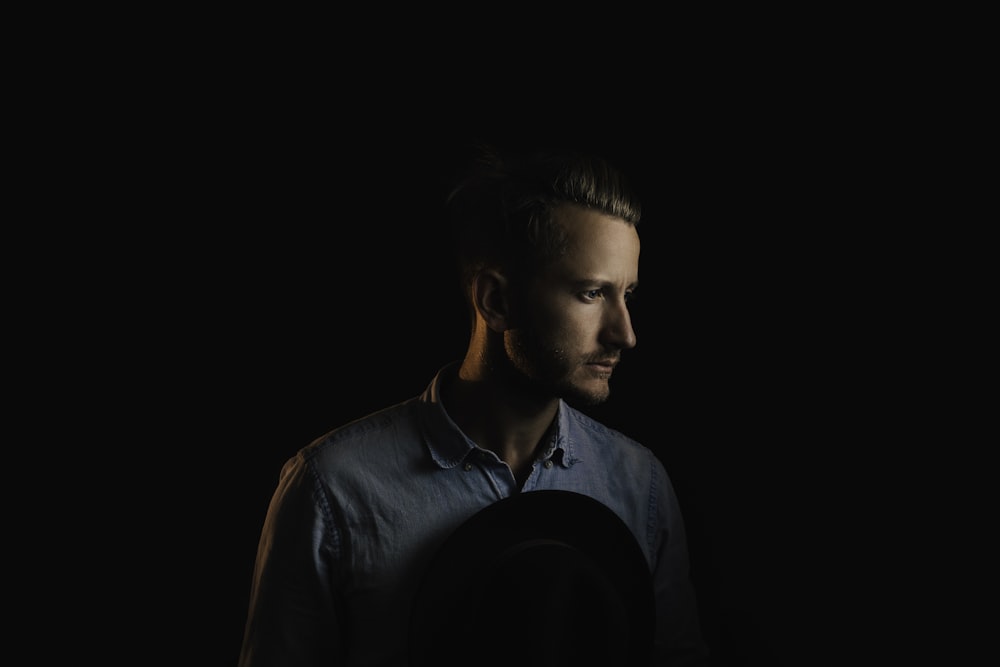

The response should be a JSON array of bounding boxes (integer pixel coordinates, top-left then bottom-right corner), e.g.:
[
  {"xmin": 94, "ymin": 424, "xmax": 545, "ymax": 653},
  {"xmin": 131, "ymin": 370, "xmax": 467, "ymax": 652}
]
[{"xmin": 418, "ymin": 362, "xmax": 573, "ymax": 470}]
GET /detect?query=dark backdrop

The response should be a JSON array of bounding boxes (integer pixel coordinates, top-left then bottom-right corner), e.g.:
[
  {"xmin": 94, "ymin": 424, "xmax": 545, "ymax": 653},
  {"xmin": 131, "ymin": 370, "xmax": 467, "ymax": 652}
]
[
  {"xmin": 159, "ymin": 86, "xmax": 896, "ymax": 666},
  {"xmin": 29, "ymin": 16, "xmax": 962, "ymax": 666}
]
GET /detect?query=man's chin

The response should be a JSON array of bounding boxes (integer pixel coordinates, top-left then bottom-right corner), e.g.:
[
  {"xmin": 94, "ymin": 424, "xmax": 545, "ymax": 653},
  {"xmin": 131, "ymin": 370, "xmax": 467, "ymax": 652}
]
[{"xmin": 560, "ymin": 379, "xmax": 611, "ymax": 408}]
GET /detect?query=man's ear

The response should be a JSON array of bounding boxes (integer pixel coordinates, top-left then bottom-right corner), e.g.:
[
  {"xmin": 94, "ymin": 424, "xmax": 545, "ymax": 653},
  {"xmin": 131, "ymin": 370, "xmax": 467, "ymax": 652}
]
[{"xmin": 471, "ymin": 269, "xmax": 510, "ymax": 333}]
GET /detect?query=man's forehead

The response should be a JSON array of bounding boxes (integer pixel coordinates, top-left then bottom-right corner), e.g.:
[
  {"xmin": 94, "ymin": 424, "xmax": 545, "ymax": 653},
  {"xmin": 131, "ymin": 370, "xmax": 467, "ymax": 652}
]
[
  {"xmin": 554, "ymin": 205, "xmax": 638, "ymax": 250},
  {"xmin": 542, "ymin": 217, "xmax": 639, "ymax": 285}
]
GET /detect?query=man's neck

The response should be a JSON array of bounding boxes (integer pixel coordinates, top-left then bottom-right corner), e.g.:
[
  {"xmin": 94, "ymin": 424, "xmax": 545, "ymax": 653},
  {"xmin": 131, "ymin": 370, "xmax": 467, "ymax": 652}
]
[{"xmin": 445, "ymin": 359, "xmax": 559, "ymax": 477}]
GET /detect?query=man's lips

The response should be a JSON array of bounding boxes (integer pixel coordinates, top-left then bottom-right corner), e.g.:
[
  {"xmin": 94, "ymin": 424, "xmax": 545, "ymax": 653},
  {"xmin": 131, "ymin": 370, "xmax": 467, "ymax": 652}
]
[{"xmin": 587, "ymin": 359, "xmax": 619, "ymax": 371}]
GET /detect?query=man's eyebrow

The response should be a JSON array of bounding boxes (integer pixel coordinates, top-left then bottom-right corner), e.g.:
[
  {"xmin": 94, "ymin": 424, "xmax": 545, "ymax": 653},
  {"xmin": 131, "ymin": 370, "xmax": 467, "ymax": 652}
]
[{"xmin": 567, "ymin": 278, "xmax": 640, "ymax": 290}]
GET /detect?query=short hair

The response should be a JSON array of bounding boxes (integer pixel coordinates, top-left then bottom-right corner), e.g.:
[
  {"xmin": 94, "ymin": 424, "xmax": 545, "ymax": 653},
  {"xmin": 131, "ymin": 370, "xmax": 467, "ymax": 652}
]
[{"xmin": 445, "ymin": 143, "xmax": 642, "ymax": 320}]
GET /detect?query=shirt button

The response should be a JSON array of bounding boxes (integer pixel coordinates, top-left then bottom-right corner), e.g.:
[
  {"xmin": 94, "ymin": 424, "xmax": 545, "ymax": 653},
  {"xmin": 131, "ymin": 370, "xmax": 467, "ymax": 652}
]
[
  {"xmin": 543, "ymin": 460, "xmax": 553, "ymax": 469},
  {"xmin": 463, "ymin": 462, "xmax": 473, "ymax": 471}
]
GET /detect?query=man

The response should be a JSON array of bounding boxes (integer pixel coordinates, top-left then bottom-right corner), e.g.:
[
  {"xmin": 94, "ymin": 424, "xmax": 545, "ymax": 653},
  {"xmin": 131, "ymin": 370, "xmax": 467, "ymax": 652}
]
[{"xmin": 239, "ymin": 142, "xmax": 710, "ymax": 665}]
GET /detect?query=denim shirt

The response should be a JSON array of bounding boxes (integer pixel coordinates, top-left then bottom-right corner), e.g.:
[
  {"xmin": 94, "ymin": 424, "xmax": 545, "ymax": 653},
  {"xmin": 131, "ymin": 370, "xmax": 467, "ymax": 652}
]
[{"xmin": 240, "ymin": 363, "xmax": 708, "ymax": 666}]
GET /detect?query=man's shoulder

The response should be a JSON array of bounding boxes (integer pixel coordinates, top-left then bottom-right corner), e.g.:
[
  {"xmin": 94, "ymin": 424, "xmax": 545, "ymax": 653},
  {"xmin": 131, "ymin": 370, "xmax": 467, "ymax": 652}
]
[
  {"xmin": 563, "ymin": 403, "xmax": 645, "ymax": 450},
  {"xmin": 302, "ymin": 397, "xmax": 423, "ymax": 463},
  {"xmin": 561, "ymin": 404, "xmax": 665, "ymax": 473}
]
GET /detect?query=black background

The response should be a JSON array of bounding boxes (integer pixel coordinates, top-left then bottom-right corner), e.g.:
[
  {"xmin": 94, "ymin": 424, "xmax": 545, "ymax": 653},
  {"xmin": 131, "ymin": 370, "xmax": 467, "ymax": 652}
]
[
  {"xmin": 107, "ymin": 43, "xmax": 939, "ymax": 666},
  {"xmin": 192, "ymin": 119, "xmax": 878, "ymax": 666},
  {"xmin": 14, "ymin": 12, "xmax": 977, "ymax": 666}
]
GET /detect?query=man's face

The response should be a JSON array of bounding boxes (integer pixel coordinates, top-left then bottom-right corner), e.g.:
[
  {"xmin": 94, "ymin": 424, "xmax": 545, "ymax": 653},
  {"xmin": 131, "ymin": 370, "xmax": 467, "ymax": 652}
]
[{"xmin": 504, "ymin": 204, "xmax": 640, "ymax": 406}]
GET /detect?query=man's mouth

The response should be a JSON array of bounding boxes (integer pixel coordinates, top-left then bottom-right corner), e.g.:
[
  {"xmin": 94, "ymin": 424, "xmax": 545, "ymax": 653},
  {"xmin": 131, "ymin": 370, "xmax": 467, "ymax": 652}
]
[{"xmin": 586, "ymin": 358, "xmax": 619, "ymax": 372}]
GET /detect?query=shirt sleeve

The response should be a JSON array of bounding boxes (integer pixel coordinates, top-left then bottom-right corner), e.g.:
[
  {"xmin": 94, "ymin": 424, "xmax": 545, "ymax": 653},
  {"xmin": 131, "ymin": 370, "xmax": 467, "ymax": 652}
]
[
  {"xmin": 239, "ymin": 453, "xmax": 345, "ymax": 667},
  {"xmin": 649, "ymin": 453, "xmax": 713, "ymax": 666}
]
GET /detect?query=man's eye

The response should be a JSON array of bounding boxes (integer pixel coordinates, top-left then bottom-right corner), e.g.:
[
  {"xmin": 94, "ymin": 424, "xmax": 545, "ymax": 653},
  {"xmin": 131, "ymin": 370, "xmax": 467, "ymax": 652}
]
[
  {"xmin": 624, "ymin": 290, "xmax": 636, "ymax": 304},
  {"xmin": 583, "ymin": 289, "xmax": 602, "ymax": 300}
]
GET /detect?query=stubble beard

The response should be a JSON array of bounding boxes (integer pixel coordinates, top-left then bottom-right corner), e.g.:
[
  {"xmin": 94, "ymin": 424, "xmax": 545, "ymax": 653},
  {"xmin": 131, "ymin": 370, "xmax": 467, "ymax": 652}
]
[{"xmin": 504, "ymin": 329, "xmax": 612, "ymax": 408}]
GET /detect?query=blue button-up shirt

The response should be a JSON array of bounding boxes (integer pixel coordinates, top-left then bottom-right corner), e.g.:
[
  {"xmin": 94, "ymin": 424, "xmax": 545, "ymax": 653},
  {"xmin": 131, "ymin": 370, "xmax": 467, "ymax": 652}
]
[{"xmin": 240, "ymin": 363, "xmax": 708, "ymax": 666}]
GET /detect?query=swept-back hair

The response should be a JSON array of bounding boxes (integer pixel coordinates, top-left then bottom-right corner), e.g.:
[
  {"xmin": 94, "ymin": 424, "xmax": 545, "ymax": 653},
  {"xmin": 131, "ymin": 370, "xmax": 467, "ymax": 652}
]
[{"xmin": 445, "ymin": 143, "xmax": 642, "ymax": 322}]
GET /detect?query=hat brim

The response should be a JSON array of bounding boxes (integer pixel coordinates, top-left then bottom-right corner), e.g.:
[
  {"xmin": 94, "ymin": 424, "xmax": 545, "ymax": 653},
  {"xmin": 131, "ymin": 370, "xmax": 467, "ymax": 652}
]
[{"xmin": 409, "ymin": 489, "xmax": 654, "ymax": 666}]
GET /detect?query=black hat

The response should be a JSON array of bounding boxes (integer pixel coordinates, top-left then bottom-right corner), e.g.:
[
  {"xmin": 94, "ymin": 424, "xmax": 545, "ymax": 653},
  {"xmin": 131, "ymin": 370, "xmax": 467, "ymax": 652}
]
[{"xmin": 409, "ymin": 490, "xmax": 654, "ymax": 667}]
